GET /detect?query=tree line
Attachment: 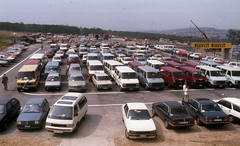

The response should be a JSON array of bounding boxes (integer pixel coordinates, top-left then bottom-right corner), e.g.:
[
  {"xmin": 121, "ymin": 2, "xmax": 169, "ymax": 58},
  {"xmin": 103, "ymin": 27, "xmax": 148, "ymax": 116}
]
[
  {"xmin": 0, "ymin": 22, "xmax": 224, "ymax": 43},
  {"xmin": 226, "ymin": 29, "xmax": 240, "ymax": 45}
]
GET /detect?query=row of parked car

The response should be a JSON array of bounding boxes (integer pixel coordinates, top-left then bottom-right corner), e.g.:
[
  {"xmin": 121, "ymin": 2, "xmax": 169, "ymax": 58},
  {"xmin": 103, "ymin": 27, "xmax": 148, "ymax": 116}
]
[{"xmin": 1, "ymin": 95, "xmax": 239, "ymax": 140}]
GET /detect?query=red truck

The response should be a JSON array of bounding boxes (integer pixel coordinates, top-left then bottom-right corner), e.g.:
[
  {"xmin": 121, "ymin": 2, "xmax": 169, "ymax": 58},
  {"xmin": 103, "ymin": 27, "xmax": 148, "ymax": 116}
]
[{"xmin": 103, "ymin": 34, "xmax": 109, "ymax": 40}]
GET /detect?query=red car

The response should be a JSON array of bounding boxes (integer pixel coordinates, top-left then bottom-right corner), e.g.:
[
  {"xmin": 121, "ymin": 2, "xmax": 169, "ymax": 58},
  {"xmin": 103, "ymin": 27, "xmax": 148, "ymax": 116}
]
[
  {"xmin": 130, "ymin": 54, "xmax": 142, "ymax": 61},
  {"xmin": 178, "ymin": 50, "xmax": 188, "ymax": 56},
  {"xmin": 199, "ymin": 54, "xmax": 207, "ymax": 60},
  {"xmin": 45, "ymin": 50, "xmax": 54, "ymax": 58}
]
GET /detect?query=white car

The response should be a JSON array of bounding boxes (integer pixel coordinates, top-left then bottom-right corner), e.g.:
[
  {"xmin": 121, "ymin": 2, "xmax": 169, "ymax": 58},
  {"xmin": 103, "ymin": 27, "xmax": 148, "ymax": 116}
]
[
  {"xmin": 216, "ymin": 97, "xmax": 240, "ymax": 123},
  {"xmin": 121, "ymin": 57, "xmax": 132, "ymax": 65},
  {"xmin": 122, "ymin": 102, "xmax": 157, "ymax": 139},
  {"xmin": 190, "ymin": 53, "xmax": 201, "ymax": 59},
  {"xmin": 52, "ymin": 55, "xmax": 62, "ymax": 64},
  {"xmin": 55, "ymin": 50, "xmax": 65, "ymax": 58},
  {"xmin": 82, "ymin": 55, "xmax": 87, "ymax": 64},
  {"xmin": 92, "ymin": 73, "xmax": 112, "ymax": 90}
]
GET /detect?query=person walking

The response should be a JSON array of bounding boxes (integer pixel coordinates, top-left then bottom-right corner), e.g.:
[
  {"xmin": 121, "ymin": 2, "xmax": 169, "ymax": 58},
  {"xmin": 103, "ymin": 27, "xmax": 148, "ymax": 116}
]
[
  {"xmin": 184, "ymin": 84, "xmax": 190, "ymax": 101},
  {"xmin": 41, "ymin": 43, "xmax": 43, "ymax": 50},
  {"xmin": 2, "ymin": 74, "xmax": 8, "ymax": 91},
  {"xmin": 182, "ymin": 81, "xmax": 187, "ymax": 100}
]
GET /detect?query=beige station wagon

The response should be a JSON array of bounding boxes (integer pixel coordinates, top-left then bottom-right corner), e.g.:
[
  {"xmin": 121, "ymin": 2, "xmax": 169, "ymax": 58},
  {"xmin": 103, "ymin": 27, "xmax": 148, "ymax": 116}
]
[{"xmin": 92, "ymin": 73, "xmax": 112, "ymax": 90}]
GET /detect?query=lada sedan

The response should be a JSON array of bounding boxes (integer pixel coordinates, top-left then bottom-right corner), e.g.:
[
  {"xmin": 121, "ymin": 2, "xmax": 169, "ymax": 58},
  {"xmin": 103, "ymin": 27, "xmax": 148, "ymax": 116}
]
[
  {"xmin": 182, "ymin": 98, "xmax": 230, "ymax": 126},
  {"xmin": 45, "ymin": 73, "xmax": 61, "ymax": 91},
  {"xmin": 152, "ymin": 101, "xmax": 194, "ymax": 129},
  {"xmin": 16, "ymin": 98, "xmax": 49, "ymax": 130},
  {"xmin": 92, "ymin": 73, "xmax": 112, "ymax": 90},
  {"xmin": 68, "ymin": 72, "xmax": 86, "ymax": 92},
  {"xmin": 122, "ymin": 103, "xmax": 157, "ymax": 139}
]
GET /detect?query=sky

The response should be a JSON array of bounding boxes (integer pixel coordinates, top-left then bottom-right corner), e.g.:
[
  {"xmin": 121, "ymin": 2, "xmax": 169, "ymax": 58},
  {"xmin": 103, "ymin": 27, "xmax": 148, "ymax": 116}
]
[{"xmin": 0, "ymin": 0, "xmax": 239, "ymax": 31}]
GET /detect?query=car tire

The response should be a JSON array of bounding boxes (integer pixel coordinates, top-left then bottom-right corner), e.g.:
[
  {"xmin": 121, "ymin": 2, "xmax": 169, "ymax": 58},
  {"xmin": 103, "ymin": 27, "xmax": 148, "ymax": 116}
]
[
  {"xmin": 196, "ymin": 117, "xmax": 203, "ymax": 126},
  {"xmin": 125, "ymin": 129, "xmax": 130, "ymax": 139},
  {"xmin": 82, "ymin": 112, "xmax": 87, "ymax": 120},
  {"xmin": 73, "ymin": 122, "xmax": 79, "ymax": 133},
  {"xmin": 145, "ymin": 85, "xmax": 149, "ymax": 90},
  {"xmin": 207, "ymin": 82, "xmax": 212, "ymax": 88},
  {"xmin": 167, "ymin": 82, "xmax": 171, "ymax": 88},
  {"xmin": 40, "ymin": 120, "xmax": 45, "ymax": 129},
  {"xmin": 229, "ymin": 115, "xmax": 235, "ymax": 123},
  {"xmin": 2, "ymin": 123, "xmax": 7, "ymax": 131},
  {"xmin": 164, "ymin": 120, "xmax": 171, "ymax": 129},
  {"xmin": 17, "ymin": 88, "xmax": 22, "ymax": 92},
  {"xmin": 152, "ymin": 108, "xmax": 156, "ymax": 116},
  {"xmin": 228, "ymin": 82, "xmax": 233, "ymax": 88}
]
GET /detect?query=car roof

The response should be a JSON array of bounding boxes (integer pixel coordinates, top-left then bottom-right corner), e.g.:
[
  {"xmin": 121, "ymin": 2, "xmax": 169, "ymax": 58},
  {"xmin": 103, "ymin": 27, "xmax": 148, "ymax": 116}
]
[
  {"xmin": 0, "ymin": 97, "xmax": 15, "ymax": 105},
  {"xmin": 193, "ymin": 98, "xmax": 216, "ymax": 104},
  {"xmin": 46, "ymin": 61, "xmax": 59, "ymax": 66},
  {"xmin": 127, "ymin": 103, "xmax": 148, "ymax": 110},
  {"xmin": 54, "ymin": 93, "xmax": 84, "ymax": 107},
  {"xmin": 180, "ymin": 66, "xmax": 202, "ymax": 72},
  {"xmin": 160, "ymin": 66, "xmax": 183, "ymax": 72},
  {"xmin": 217, "ymin": 65, "xmax": 240, "ymax": 71},
  {"xmin": 128, "ymin": 61, "xmax": 144, "ymax": 66},
  {"xmin": 25, "ymin": 98, "xmax": 45, "ymax": 104},
  {"xmin": 196, "ymin": 65, "xmax": 220, "ymax": 71},
  {"xmin": 19, "ymin": 65, "xmax": 38, "ymax": 72},
  {"xmin": 47, "ymin": 73, "xmax": 60, "ymax": 76},
  {"xmin": 147, "ymin": 60, "xmax": 164, "ymax": 64},
  {"xmin": 69, "ymin": 72, "xmax": 83, "ymax": 76},
  {"xmin": 70, "ymin": 63, "xmax": 81, "ymax": 67},
  {"xmin": 137, "ymin": 66, "xmax": 159, "ymax": 72},
  {"xmin": 163, "ymin": 101, "xmax": 184, "ymax": 108},
  {"xmin": 24, "ymin": 60, "xmax": 40, "ymax": 65},
  {"xmin": 95, "ymin": 73, "xmax": 108, "ymax": 76},
  {"xmin": 221, "ymin": 97, "xmax": 240, "ymax": 106},
  {"xmin": 115, "ymin": 66, "xmax": 135, "ymax": 73}
]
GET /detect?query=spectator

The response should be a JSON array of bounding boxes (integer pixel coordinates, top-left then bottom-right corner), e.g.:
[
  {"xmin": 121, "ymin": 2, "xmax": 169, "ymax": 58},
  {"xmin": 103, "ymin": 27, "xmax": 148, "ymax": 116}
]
[{"xmin": 2, "ymin": 74, "xmax": 8, "ymax": 91}]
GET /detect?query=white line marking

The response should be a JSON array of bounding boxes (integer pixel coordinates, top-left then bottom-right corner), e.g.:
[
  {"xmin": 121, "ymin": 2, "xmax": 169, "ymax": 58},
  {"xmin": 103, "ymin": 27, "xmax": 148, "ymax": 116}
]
[{"xmin": 0, "ymin": 48, "xmax": 41, "ymax": 78}]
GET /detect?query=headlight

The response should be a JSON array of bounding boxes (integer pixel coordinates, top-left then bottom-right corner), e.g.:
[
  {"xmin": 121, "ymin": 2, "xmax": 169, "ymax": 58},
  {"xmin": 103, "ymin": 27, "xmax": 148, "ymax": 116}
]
[
  {"xmin": 123, "ymin": 84, "xmax": 126, "ymax": 87},
  {"xmin": 129, "ymin": 130, "xmax": 136, "ymax": 134},
  {"xmin": 173, "ymin": 80, "xmax": 175, "ymax": 82},
  {"xmin": 46, "ymin": 122, "xmax": 51, "ymax": 126},
  {"xmin": 35, "ymin": 121, "xmax": 40, "ymax": 124},
  {"xmin": 148, "ymin": 83, "xmax": 152, "ymax": 86},
  {"xmin": 66, "ymin": 124, "xmax": 74, "ymax": 127},
  {"xmin": 149, "ymin": 130, "xmax": 157, "ymax": 134},
  {"xmin": 16, "ymin": 121, "xmax": 21, "ymax": 125},
  {"xmin": 194, "ymin": 80, "xmax": 196, "ymax": 82},
  {"xmin": 235, "ymin": 80, "xmax": 238, "ymax": 83}
]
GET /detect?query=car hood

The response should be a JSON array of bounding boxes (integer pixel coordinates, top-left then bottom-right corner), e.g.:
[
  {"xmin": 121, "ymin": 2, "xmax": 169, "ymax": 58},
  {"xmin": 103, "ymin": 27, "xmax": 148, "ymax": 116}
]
[
  {"xmin": 127, "ymin": 119, "xmax": 156, "ymax": 131},
  {"xmin": 201, "ymin": 111, "xmax": 228, "ymax": 119},
  {"xmin": 147, "ymin": 78, "xmax": 164, "ymax": 83},
  {"xmin": 69, "ymin": 81, "xmax": 85, "ymax": 86},
  {"xmin": 17, "ymin": 112, "xmax": 42, "ymax": 121},
  {"xmin": 89, "ymin": 71, "xmax": 104, "ymax": 74},
  {"xmin": 211, "ymin": 77, "xmax": 227, "ymax": 81},
  {"xmin": 96, "ymin": 80, "xmax": 112, "ymax": 85},
  {"xmin": 45, "ymin": 81, "xmax": 61, "ymax": 86}
]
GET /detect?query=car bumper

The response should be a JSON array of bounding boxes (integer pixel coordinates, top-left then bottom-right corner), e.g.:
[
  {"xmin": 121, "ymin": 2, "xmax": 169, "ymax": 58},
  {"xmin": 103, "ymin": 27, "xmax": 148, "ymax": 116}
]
[
  {"xmin": 202, "ymin": 121, "xmax": 230, "ymax": 125},
  {"xmin": 45, "ymin": 125, "xmax": 75, "ymax": 133},
  {"xmin": 128, "ymin": 132, "xmax": 157, "ymax": 139},
  {"xmin": 68, "ymin": 87, "xmax": 86, "ymax": 92},
  {"xmin": 45, "ymin": 85, "xmax": 61, "ymax": 90},
  {"xmin": 16, "ymin": 124, "xmax": 42, "ymax": 130},
  {"xmin": 169, "ymin": 122, "xmax": 195, "ymax": 128}
]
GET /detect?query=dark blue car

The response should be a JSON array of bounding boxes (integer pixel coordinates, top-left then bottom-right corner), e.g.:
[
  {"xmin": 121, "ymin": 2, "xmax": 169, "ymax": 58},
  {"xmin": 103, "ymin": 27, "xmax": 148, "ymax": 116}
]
[
  {"xmin": 182, "ymin": 98, "xmax": 230, "ymax": 126},
  {"xmin": 0, "ymin": 98, "xmax": 20, "ymax": 130},
  {"xmin": 16, "ymin": 98, "xmax": 49, "ymax": 130}
]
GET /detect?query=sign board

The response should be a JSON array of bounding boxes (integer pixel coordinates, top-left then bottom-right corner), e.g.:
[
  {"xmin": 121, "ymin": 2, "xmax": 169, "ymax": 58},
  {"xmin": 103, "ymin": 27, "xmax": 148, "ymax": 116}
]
[
  {"xmin": 191, "ymin": 42, "xmax": 231, "ymax": 49},
  {"xmin": 232, "ymin": 51, "xmax": 240, "ymax": 56}
]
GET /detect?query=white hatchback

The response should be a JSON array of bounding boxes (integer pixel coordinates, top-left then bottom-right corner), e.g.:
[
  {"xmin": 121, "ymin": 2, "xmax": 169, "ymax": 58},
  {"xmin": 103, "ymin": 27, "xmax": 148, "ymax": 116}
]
[{"xmin": 122, "ymin": 103, "xmax": 157, "ymax": 139}]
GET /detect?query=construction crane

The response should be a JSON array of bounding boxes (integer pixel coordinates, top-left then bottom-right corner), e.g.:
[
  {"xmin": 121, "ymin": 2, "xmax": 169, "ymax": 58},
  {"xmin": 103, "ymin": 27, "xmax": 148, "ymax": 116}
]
[{"xmin": 190, "ymin": 20, "xmax": 211, "ymax": 42}]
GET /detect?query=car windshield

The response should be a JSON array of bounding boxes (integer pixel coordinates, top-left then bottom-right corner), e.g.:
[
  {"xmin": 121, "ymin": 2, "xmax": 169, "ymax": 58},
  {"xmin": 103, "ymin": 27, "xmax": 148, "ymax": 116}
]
[
  {"xmin": 165, "ymin": 58, "xmax": 172, "ymax": 61},
  {"xmin": 173, "ymin": 72, "xmax": 185, "ymax": 78},
  {"xmin": 153, "ymin": 65, "xmax": 163, "ymax": 69},
  {"xmin": 97, "ymin": 76, "xmax": 109, "ymax": 80},
  {"xmin": 193, "ymin": 72, "xmax": 205, "ymax": 78},
  {"xmin": 45, "ymin": 51, "xmax": 52, "ymax": 54},
  {"xmin": 103, "ymin": 56, "xmax": 114, "ymax": 60},
  {"xmin": 22, "ymin": 104, "xmax": 42, "ymax": 113},
  {"xmin": 87, "ymin": 56, "xmax": 98, "ymax": 60},
  {"xmin": 0, "ymin": 105, "xmax": 6, "ymax": 114},
  {"xmin": 18, "ymin": 72, "xmax": 35, "ymax": 79},
  {"xmin": 45, "ymin": 67, "xmax": 58, "ymax": 72},
  {"xmin": 53, "ymin": 56, "xmax": 61, "ymax": 60},
  {"xmin": 48, "ymin": 106, "xmax": 72, "ymax": 120},
  {"xmin": 69, "ymin": 66, "xmax": 81, "ymax": 71},
  {"xmin": 137, "ymin": 58, "xmax": 145, "ymax": 61},
  {"xmin": 80, "ymin": 49, "xmax": 87, "ymax": 52},
  {"xmin": 128, "ymin": 110, "xmax": 151, "ymax": 120},
  {"xmin": 147, "ymin": 72, "xmax": 161, "ymax": 78},
  {"xmin": 210, "ymin": 71, "xmax": 222, "ymax": 76},
  {"xmin": 90, "ymin": 65, "xmax": 103, "ymax": 70},
  {"xmin": 181, "ymin": 58, "xmax": 187, "ymax": 62},
  {"xmin": 122, "ymin": 73, "xmax": 137, "ymax": 79},
  {"xmin": 170, "ymin": 107, "xmax": 188, "ymax": 116},
  {"xmin": 124, "ymin": 58, "xmax": 132, "ymax": 61},
  {"xmin": 47, "ymin": 76, "xmax": 59, "ymax": 81},
  {"xmin": 201, "ymin": 104, "xmax": 221, "ymax": 112},
  {"xmin": 69, "ymin": 57, "xmax": 79, "ymax": 60},
  {"xmin": 70, "ymin": 76, "xmax": 84, "ymax": 81},
  {"xmin": 232, "ymin": 71, "xmax": 240, "ymax": 76},
  {"xmin": 56, "ymin": 52, "xmax": 63, "ymax": 54}
]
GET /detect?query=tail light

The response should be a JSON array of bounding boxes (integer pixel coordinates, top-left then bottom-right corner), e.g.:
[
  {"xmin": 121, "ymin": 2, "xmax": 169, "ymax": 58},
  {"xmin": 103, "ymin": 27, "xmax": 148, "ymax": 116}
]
[
  {"xmin": 189, "ymin": 120, "xmax": 194, "ymax": 124},
  {"xmin": 224, "ymin": 118, "xmax": 230, "ymax": 122},
  {"xmin": 205, "ymin": 119, "xmax": 213, "ymax": 122}
]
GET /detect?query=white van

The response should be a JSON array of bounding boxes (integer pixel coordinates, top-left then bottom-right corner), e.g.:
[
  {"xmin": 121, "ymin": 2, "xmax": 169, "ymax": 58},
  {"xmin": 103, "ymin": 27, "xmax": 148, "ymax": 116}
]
[
  {"xmin": 87, "ymin": 61, "xmax": 104, "ymax": 81},
  {"xmin": 146, "ymin": 60, "xmax": 165, "ymax": 70},
  {"xmin": 86, "ymin": 53, "xmax": 99, "ymax": 65},
  {"xmin": 45, "ymin": 92, "xmax": 88, "ymax": 133},
  {"xmin": 100, "ymin": 53, "xmax": 115, "ymax": 64},
  {"xmin": 195, "ymin": 65, "xmax": 227, "ymax": 87},
  {"xmin": 29, "ymin": 53, "xmax": 48, "ymax": 69},
  {"xmin": 216, "ymin": 65, "xmax": 240, "ymax": 87},
  {"xmin": 104, "ymin": 60, "xmax": 124, "ymax": 79},
  {"xmin": 113, "ymin": 66, "xmax": 139, "ymax": 91}
]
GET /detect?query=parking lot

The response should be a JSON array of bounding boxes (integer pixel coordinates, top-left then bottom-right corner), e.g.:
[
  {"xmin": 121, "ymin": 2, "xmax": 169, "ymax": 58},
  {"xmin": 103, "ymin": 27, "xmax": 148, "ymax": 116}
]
[{"xmin": 0, "ymin": 39, "xmax": 240, "ymax": 146}]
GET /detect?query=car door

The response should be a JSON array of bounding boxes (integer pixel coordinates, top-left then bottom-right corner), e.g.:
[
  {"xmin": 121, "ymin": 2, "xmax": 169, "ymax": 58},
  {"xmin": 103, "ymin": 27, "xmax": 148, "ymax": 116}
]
[
  {"xmin": 218, "ymin": 100, "xmax": 231, "ymax": 115},
  {"xmin": 185, "ymin": 100, "xmax": 198, "ymax": 118},
  {"xmin": 122, "ymin": 104, "xmax": 129, "ymax": 128},
  {"xmin": 6, "ymin": 102, "xmax": 14, "ymax": 122}
]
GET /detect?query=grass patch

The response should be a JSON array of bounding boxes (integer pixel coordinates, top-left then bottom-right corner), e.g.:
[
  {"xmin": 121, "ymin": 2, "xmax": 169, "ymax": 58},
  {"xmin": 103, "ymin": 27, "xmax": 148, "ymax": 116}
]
[{"xmin": 0, "ymin": 31, "xmax": 19, "ymax": 52}]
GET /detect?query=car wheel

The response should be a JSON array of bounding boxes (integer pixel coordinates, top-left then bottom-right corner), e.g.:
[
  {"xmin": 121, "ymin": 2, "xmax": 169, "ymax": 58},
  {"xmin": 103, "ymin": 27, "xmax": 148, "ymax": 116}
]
[
  {"xmin": 125, "ymin": 129, "xmax": 130, "ymax": 139},
  {"xmin": 152, "ymin": 108, "xmax": 156, "ymax": 116},
  {"xmin": 228, "ymin": 82, "xmax": 233, "ymax": 88},
  {"xmin": 229, "ymin": 116, "xmax": 235, "ymax": 123},
  {"xmin": 167, "ymin": 82, "xmax": 171, "ymax": 88},
  {"xmin": 196, "ymin": 117, "xmax": 203, "ymax": 126},
  {"xmin": 73, "ymin": 122, "xmax": 79, "ymax": 133},
  {"xmin": 2, "ymin": 123, "xmax": 7, "ymax": 131},
  {"xmin": 45, "ymin": 88, "xmax": 48, "ymax": 91},
  {"xmin": 207, "ymin": 82, "xmax": 212, "ymax": 88},
  {"xmin": 82, "ymin": 112, "xmax": 87, "ymax": 120},
  {"xmin": 17, "ymin": 88, "xmax": 22, "ymax": 92},
  {"xmin": 164, "ymin": 120, "xmax": 171, "ymax": 129},
  {"xmin": 40, "ymin": 120, "xmax": 45, "ymax": 129}
]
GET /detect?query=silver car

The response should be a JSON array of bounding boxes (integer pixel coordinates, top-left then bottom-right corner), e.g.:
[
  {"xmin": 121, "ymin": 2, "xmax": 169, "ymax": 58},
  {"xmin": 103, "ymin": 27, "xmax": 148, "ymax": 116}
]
[
  {"xmin": 68, "ymin": 72, "xmax": 86, "ymax": 92},
  {"xmin": 92, "ymin": 73, "xmax": 112, "ymax": 90},
  {"xmin": 67, "ymin": 63, "xmax": 82, "ymax": 75},
  {"xmin": 45, "ymin": 73, "xmax": 61, "ymax": 91}
]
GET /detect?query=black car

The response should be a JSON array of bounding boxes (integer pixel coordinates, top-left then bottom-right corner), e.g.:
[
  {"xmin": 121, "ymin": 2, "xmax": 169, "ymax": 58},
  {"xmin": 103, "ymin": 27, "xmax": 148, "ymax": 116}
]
[
  {"xmin": 0, "ymin": 98, "xmax": 21, "ymax": 130},
  {"xmin": 152, "ymin": 101, "xmax": 195, "ymax": 129},
  {"xmin": 16, "ymin": 98, "xmax": 49, "ymax": 130},
  {"xmin": 124, "ymin": 50, "xmax": 134, "ymax": 57},
  {"xmin": 182, "ymin": 98, "xmax": 230, "ymax": 126}
]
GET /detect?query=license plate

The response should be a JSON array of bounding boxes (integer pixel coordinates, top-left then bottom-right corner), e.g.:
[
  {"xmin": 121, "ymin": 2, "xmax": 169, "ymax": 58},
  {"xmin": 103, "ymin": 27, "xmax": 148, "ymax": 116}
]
[
  {"xmin": 25, "ymin": 125, "xmax": 31, "ymax": 127},
  {"xmin": 103, "ymin": 88, "xmax": 107, "ymax": 89},
  {"xmin": 54, "ymin": 130, "xmax": 63, "ymax": 133},
  {"xmin": 214, "ymin": 119, "xmax": 222, "ymax": 122},
  {"xmin": 199, "ymin": 85, "xmax": 202, "ymax": 87},
  {"xmin": 179, "ymin": 121, "xmax": 188, "ymax": 124},
  {"xmin": 140, "ymin": 135, "xmax": 146, "ymax": 138},
  {"xmin": 179, "ymin": 85, "xmax": 183, "ymax": 87},
  {"xmin": 129, "ymin": 88, "xmax": 133, "ymax": 90},
  {"xmin": 219, "ymin": 85, "xmax": 223, "ymax": 87},
  {"xmin": 156, "ymin": 87, "xmax": 159, "ymax": 89}
]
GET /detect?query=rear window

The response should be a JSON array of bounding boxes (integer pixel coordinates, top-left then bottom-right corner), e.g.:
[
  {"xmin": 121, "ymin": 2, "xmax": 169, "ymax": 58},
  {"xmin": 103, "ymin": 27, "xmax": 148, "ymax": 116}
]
[
  {"xmin": 90, "ymin": 65, "xmax": 103, "ymax": 70},
  {"xmin": 70, "ymin": 76, "xmax": 84, "ymax": 81},
  {"xmin": 46, "ymin": 76, "xmax": 59, "ymax": 81},
  {"xmin": 170, "ymin": 107, "xmax": 188, "ymax": 116},
  {"xmin": 128, "ymin": 109, "xmax": 151, "ymax": 120},
  {"xmin": 96, "ymin": 76, "xmax": 109, "ymax": 80},
  {"xmin": 62, "ymin": 96, "xmax": 78, "ymax": 100}
]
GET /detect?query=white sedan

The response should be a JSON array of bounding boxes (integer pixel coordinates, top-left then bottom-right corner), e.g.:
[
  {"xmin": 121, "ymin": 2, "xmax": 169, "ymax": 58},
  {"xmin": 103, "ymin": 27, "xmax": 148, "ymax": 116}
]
[
  {"xmin": 52, "ymin": 55, "xmax": 62, "ymax": 64},
  {"xmin": 122, "ymin": 102, "xmax": 157, "ymax": 139}
]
